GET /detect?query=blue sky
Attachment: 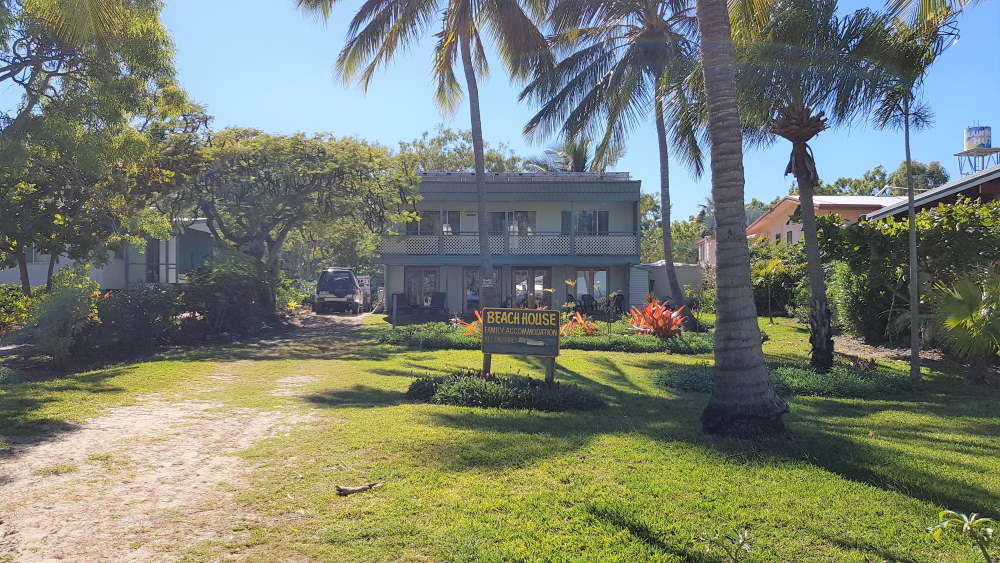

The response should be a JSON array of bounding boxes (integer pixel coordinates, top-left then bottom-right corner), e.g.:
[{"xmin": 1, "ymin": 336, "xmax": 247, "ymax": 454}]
[{"xmin": 161, "ymin": 0, "xmax": 998, "ymax": 219}]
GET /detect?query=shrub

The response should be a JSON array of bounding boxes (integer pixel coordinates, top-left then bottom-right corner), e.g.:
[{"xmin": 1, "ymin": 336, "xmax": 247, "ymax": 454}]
[
  {"xmin": 407, "ymin": 369, "xmax": 604, "ymax": 411},
  {"xmin": 655, "ymin": 362, "xmax": 912, "ymax": 398},
  {"xmin": 178, "ymin": 259, "xmax": 267, "ymax": 335},
  {"xmin": 27, "ymin": 266, "xmax": 99, "ymax": 361},
  {"xmin": 276, "ymin": 278, "xmax": 313, "ymax": 312},
  {"xmin": 405, "ymin": 376, "xmax": 441, "ymax": 401},
  {"xmin": 934, "ymin": 275, "xmax": 1000, "ymax": 380},
  {"xmin": 629, "ymin": 299, "xmax": 686, "ymax": 338},
  {"xmin": 560, "ymin": 311, "xmax": 599, "ymax": 337},
  {"xmin": 377, "ymin": 321, "xmax": 714, "ymax": 354},
  {"xmin": 0, "ymin": 284, "xmax": 34, "ymax": 336},
  {"xmin": 78, "ymin": 285, "xmax": 178, "ymax": 354}
]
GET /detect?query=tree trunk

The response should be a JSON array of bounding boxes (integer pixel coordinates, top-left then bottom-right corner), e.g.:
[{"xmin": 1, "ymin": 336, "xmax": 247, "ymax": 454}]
[
  {"xmin": 695, "ymin": 0, "xmax": 787, "ymax": 438},
  {"xmin": 254, "ymin": 257, "xmax": 276, "ymax": 314},
  {"xmin": 460, "ymin": 31, "xmax": 498, "ymax": 308},
  {"xmin": 46, "ymin": 252, "xmax": 58, "ymax": 292},
  {"xmin": 15, "ymin": 250, "xmax": 31, "ymax": 297},
  {"xmin": 903, "ymin": 99, "xmax": 921, "ymax": 382},
  {"xmin": 791, "ymin": 141, "xmax": 834, "ymax": 371},
  {"xmin": 655, "ymin": 100, "xmax": 687, "ymax": 310}
]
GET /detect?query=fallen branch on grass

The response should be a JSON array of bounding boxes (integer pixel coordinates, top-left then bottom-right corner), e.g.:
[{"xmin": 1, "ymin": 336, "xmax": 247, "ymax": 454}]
[{"xmin": 336, "ymin": 482, "xmax": 384, "ymax": 496}]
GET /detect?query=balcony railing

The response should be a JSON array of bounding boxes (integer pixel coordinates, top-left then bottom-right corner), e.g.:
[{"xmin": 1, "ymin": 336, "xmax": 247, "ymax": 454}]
[{"xmin": 379, "ymin": 232, "xmax": 639, "ymax": 256}]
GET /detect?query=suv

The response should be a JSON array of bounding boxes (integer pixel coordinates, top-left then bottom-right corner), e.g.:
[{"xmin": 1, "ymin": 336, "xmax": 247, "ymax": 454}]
[{"xmin": 314, "ymin": 268, "xmax": 363, "ymax": 314}]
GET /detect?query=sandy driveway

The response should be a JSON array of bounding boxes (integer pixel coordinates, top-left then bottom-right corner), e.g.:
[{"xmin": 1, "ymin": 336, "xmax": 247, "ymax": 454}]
[{"xmin": 0, "ymin": 314, "xmax": 364, "ymax": 562}]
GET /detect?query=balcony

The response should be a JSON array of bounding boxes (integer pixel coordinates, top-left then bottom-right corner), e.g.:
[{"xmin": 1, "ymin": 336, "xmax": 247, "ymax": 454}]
[{"xmin": 379, "ymin": 232, "xmax": 640, "ymax": 262}]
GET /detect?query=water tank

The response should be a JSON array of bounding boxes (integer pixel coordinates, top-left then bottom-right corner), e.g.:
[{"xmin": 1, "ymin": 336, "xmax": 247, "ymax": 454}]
[{"xmin": 964, "ymin": 126, "xmax": 992, "ymax": 150}]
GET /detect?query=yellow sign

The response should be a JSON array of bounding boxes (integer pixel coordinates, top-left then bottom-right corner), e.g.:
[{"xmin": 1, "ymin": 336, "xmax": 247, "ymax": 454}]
[{"xmin": 481, "ymin": 308, "xmax": 560, "ymax": 357}]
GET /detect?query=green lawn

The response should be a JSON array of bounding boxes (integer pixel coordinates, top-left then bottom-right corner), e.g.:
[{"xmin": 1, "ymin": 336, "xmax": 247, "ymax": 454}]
[{"xmin": 2, "ymin": 316, "xmax": 998, "ymax": 561}]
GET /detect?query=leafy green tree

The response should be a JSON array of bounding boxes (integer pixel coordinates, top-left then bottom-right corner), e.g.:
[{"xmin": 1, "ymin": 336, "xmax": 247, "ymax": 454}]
[
  {"xmin": 887, "ymin": 160, "xmax": 949, "ymax": 192},
  {"xmin": 189, "ymin": 129, "xmax": 411, "ymax": 313},
  {"xmin": 520, "ymin": 0, "xmax": 703, "ymax": 313},
  {"xmin": 695, "ymin": 0, "xmax": 787, "ymax": 437},
  {"xmin": 397, "ymin": 127, "xmax": 528, "ymax": 173},
  {"xmin": 734, "ymin": 0, "xmax": 885, "ymax": 371},
  {"xmin": 297, "ymin": 0, "xmax": 552, "ymax": 307},
  {"xmin": 0, "ymin": 0, "xmax": 174, "ymax": 147},
  {"xmin": 0, "ymin": 88, "xmax": 199, "ymax": 295}
]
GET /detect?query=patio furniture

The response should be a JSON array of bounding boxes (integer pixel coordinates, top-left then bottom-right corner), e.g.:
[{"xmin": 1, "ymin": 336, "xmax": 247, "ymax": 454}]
[{"xmin": 579, "ymin": 294, "xmax": 596, "ymax": 314}]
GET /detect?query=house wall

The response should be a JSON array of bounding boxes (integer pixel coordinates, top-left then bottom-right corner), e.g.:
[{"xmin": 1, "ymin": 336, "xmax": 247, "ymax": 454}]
[
  {"xmin": 646, "ymin": 264, "xmax": 703, "ymax": 301},
  {"xmin": 0, "ymin": 229, "xmax": 211, "ymax": 291},
  {"xmin": 411, "ymin": 201, "xmax": 636, "ymax": 233}
]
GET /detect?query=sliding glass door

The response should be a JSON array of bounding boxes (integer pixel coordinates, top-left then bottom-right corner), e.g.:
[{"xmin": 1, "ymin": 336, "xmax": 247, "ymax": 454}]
[{"xmin": 512, "ymin": 267, "xmax": 551, "ymax": 309}]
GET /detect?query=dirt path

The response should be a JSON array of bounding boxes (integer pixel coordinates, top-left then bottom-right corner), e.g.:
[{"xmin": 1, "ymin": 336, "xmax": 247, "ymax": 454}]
[{"xmin": 0, "ymin": 313, "xmax": 364, "ymax": 562}]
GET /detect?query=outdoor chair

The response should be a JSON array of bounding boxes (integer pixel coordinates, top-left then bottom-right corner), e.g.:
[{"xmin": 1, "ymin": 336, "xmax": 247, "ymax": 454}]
[
  {"xmin": 428, "ymin": 292, "xmax": 447, "ymax": 313},
  {"xmin": 579, "ymin": 294, "xmax": 596, "ymax": 314}
]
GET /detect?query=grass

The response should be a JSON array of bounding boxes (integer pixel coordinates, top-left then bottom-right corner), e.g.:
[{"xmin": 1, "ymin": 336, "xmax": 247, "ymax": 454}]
[
  {"xmin": 2, "ymin": 315, "xmax": 998, "ymax": 561},
  {"xmin": 32, "ymin": 462, "xmax": 78, "ymax": 476}
]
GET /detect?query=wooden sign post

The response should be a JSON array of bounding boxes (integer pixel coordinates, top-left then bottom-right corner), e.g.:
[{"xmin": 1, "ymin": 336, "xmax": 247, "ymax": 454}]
[{"xmin": 480, "ymin": 308, "xmax": 560, "ymax": 387}]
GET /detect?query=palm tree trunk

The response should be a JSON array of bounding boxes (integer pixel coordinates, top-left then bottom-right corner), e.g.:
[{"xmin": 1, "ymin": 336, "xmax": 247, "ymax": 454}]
[
  {"xmin": 791, "ymin": 143, "xmax": 834, "ymax": 371},
  {"xmin": 903, "ymin": 98, "xmax": 921, "ymax": 381},
  {"xmin": 655, "ymin": 100, "xmax": 686, "ymax": 309},
  {"xmin": 695, "ymin": 0, "xmax": 787, "ymax": 437},
  {"xmin": 460, "ymin": 31, "xmax": 497, "ymax": 308}
]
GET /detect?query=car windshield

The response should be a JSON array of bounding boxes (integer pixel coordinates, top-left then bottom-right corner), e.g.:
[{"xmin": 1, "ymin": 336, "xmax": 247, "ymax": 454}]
[{"xmin": 318, "ymin": 271, "xmax": 353, "ymax": 292}]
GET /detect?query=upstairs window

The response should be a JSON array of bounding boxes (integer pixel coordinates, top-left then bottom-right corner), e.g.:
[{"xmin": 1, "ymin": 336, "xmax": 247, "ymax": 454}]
[
  {"xmin": 442, "ymin": 211, "xmax": 461, "ymax": 235},
  {"xmin": 575, "ymin": 210, "xmax": 609, "ymax": 235},
  {"xmin": 405, "ymin": 210, "xmax": 440, "ymax": 235},
  {"xmin": 489, "ymin": 211, "xmax": 535, "ymax": 235}
]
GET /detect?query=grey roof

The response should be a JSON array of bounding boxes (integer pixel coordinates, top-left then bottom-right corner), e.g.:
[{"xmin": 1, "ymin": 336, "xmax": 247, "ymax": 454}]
[{"xmin": 866, "ymin": 163, "xmax": 1000, "ymax": 220}]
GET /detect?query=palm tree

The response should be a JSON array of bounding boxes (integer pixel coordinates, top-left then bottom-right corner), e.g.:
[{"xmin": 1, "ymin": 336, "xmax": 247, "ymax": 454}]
[
  {"xmin": 524, "ymin": 136, "xmax": 623, "ymax": 173},
  {"xmin": 519, "ymin": 0, "xmax": 704, "ymax": 312},
  {"xmin": 886, "ymin": 0, "xmax": 982, "ymax": 23},
  {"xmin": 872, "ymin": 9, "xmax": 958, "ymax": 382},
  {"xmin": 733, "ymin": 0, "xmax": 884, "ymax": 371},
  {"xmin": 694, "ymin": 0, "xmax": 787, "ymax": 437},
  {"xmin": 297, "ymin": 0, "xmax": 551, "ymax": 307}
]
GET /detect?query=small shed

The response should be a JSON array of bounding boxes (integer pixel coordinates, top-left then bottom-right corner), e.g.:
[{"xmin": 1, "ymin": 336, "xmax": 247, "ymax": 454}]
[{"xmin": 634, "ymin": 261, "xmax": 704, "ymax": 303}]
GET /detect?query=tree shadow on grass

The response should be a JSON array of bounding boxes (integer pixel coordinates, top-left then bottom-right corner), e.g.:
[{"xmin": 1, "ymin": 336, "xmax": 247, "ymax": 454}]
[
  {"xmin": 586, "ymin": 504, "xmax": 716, "ymax": 562},
  {"xmin": 407, "ymin": 352, "xmax": 1000, "ymax": 516},
  {"xmin": 0, "ymin": 366, "xmax": 137, "ymax": 458},
  {"xmin": 301, "ymin": 385, "xmax": 407, "ymax": 409}
]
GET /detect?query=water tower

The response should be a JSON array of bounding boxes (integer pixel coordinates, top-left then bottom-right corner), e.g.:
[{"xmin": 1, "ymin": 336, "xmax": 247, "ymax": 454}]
[{"xmin": 955, "ymin": 126, "xmax": 1000, "ymax": 175}]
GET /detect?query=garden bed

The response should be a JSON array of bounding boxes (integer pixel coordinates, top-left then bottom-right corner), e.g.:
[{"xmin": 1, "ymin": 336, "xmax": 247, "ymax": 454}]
[
  {"xmin": 655, "ymin": 361, "xmax": 914, "ymax": 398},
  {"xmin": 373, "ymin": 321, "xmax": 713, "ymax": 354}
]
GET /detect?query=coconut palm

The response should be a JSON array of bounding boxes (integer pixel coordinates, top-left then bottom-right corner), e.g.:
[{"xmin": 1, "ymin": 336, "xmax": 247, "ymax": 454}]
[
  {"xmin": 297, "ymin": 0, "xmax": 551, "ymax": 307},
  {"xmin": 886, "ymin": 0, "xmax": 982, "ymax": 23},
  {"xmin": 872, "ymin": 8, "xmax": 958, "ymax": 381},
  {"xmin": 519, "ymin": 0, "xmax": 704, "ymax": 311},
  {"xmin": 733, "ymin": 0, "xmax": 885, "ymax": 371},
  {"xmin": 524, "ymin": 136, "xmax": 623, "ymax": 173},
  {"xmin": 694, "ymin": 0, "xmax": 787, "ymax": 437}
]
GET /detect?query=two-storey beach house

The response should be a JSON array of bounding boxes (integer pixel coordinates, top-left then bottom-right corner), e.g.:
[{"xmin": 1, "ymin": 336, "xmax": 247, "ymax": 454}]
[{"xmin": 379, "ymin": 172, "xmax": 643, "ymax": 314}]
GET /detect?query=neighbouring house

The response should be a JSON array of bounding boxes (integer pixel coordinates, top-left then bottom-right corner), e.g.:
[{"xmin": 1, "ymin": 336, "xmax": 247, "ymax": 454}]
[
  {"xmin": 379, "ymin": 172, "xmax": 644, "ymax": 314},
  {"xmin": 865, "ymin": 162, "xmax": 1000, "ymax": 221},
  {"xmin": 0, "ymin": 219, "xmax": 215, "ymax": 290},
  {"xmin": 695, "ymin": 195, "xmax": 905, "ymax": 268}
]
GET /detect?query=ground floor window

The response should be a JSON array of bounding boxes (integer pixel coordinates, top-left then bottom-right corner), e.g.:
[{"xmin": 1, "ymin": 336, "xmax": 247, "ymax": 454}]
[
  {"xmin": 575, "ymin": 269, "xmax": 608, "ymax": 299},
  {"xmin": 463, "ymin": 267, "xmax": 499, "ymax": 312},
  {"xmin": 404, "ymin": 266, "xmax": 439, "ymax": 307},
  {"xmin": 512, "ymin": 267, "xmax": 551, "ymax": 309}
]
